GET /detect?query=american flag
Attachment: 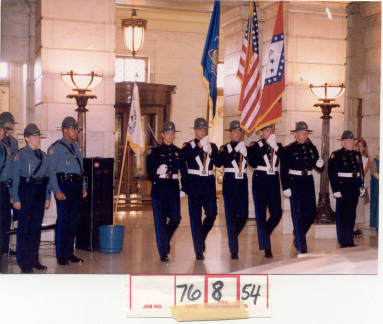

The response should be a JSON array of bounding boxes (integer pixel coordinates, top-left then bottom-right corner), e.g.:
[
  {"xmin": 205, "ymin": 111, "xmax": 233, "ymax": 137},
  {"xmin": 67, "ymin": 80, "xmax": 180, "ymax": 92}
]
[{"xmin": 237, "ymin": 1, "xmax": 261, "ymax": 132}]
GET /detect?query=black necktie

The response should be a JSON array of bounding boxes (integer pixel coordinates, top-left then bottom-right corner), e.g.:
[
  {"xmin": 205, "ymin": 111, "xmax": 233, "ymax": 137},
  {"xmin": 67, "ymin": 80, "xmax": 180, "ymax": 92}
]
[{"xmin": 70, "ymin": 144, "xmax": 75, "ymax": 153}]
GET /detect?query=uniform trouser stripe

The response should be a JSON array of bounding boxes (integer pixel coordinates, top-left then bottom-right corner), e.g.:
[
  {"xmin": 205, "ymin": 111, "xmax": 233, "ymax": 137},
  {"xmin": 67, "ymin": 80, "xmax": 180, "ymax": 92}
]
[
  {"xmin": 252, "ymin": 189, "xmax": 265, "ymax": 250},
  {"xmin": 335, "ymin": 196, "xmax": 358, "ymax": 246},
  {"xmin": 290, "ymin": 197, "xmax": 306, "ymax": 252}
]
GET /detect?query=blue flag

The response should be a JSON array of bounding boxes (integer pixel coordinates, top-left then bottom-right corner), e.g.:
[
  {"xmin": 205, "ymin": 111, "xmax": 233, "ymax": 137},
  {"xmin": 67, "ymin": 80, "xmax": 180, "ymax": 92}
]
[{"xmin": 201, "ymin": 0, "xmax": 220, "ymax": 119}]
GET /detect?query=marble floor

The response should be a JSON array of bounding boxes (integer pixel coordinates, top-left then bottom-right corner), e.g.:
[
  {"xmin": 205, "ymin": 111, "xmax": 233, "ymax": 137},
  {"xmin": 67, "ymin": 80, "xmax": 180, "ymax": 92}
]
[{"xmin": 0, "ymin": 198, "xmax": 378, "ymax": 274}]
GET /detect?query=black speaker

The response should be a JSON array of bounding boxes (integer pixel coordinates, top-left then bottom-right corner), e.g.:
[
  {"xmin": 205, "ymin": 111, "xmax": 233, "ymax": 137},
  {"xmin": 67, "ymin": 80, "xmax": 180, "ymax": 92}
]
[{"xmin": 76, "ymin": 157, "xmax": 114, "ymax": 251}]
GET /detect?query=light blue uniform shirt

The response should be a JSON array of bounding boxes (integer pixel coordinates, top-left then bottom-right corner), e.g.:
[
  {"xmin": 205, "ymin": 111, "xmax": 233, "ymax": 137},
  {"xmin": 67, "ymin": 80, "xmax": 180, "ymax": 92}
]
[
  {"xmin": 10, "ymin": 144, "xmax": 51, "ymax": 203},
  {"xmin": 47, "ymin": 138, "xmax": 86, "ymax": 194}
]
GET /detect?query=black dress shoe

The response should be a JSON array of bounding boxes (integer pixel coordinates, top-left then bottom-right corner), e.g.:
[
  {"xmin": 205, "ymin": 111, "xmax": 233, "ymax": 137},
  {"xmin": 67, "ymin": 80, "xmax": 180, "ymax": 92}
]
[
  {"xmin": 33, "ymin": 263, "xmax": 47, "ymax": 270},
  {"xmin": 196, "ymin": 253, "xmax": 204, "ymax": 260},
  {"xmin": 67, "ymin": 255, "xmax": 84, "ymax": 263},
  {"xmin": 264, "ymin": 249, "xmax": 273, "ymax": 258},
  {"xmin": 21, "ymin": 267, "xmax": 33, "ymax": 274},
  {"xmin": 203, "ymin": 242, "xmax": 206, "ymax": 253},
  {"xmin": 160, "ymin": 255, "xmax": 169, "ymax": 262},
  {"xmin": 57, "ymin": 257, "xmax": 69, "ymax": 265},
  {"xmin": 231, "ymin": 252, "xmax": 239, "ymax": 260}
]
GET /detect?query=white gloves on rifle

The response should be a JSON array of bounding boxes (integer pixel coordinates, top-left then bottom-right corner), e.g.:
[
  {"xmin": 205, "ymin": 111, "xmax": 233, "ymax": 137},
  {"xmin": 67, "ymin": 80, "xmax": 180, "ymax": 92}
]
[
  {"xmin": 235, "ymin": 141, "xmax": 247, "ymax": 157},
  {"xmin": 200, "ymin": 135, "xmax": 209, "ymax": 146},
  {"xmin": 360, "ymin": 187, "xmax": 366, "ymax": 197},
  {"xmin": 180, "ymin": 191, "xmax": 186, "ymax": 198},
  {"xmin": 283, "ymin": 189, "xmax": 292, "ymax": 198},
  {"xmin": 333, "ymin": 191, "xmax": 342, "ymax": 198},
  {"xmin": 267, "ymin": 134, "xmax": 278, "ymax": 151},
  {"xmin": 202, "ymin": 143, "xmax": 212, "ymax": 154},
  {"xmin": 156, "ymin": 164, "xmax": 168, "ymax": 175},
  {"xmin": 316, "ymin": 158, "xmax": 324, "ymax": 168}
]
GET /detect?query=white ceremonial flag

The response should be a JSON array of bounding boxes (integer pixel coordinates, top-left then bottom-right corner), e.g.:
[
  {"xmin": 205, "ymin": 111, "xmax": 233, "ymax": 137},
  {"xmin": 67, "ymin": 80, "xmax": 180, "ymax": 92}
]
[{"xmin": 127, "ymin": 82, "xmax": 145, "ymax": 168}]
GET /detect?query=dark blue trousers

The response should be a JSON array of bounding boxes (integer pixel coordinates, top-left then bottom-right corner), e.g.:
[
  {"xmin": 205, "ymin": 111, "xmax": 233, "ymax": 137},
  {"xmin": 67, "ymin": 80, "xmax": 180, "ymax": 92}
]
[
  {"xmin": 0, "ymin": 186, "xmax": 11, "ymax": 254},
  {"xmin": 188, "ymin": 190, "xmax": 217, "ymax": 254},
  {"xmin": 16, "ymin": 181, "xmax": 47, "ymax": 269},
  {"xmin": 252, "ymin": 174, "xmax": 282, "ymax": 251},
  {"xmin": 152, "ymin": 196, "xmax": 181, "ymax": 257},
  {"xmin": 55, "ymin": 180, "xmax": 82, "ymax": 258},
  {"xmin": 335, "ymin": 196, "xmax": 358, "ymax": 246}
]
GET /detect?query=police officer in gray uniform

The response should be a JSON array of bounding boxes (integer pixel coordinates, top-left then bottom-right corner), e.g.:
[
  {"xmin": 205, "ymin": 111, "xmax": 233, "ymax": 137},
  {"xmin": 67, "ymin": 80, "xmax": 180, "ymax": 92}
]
[
  {"xmin": 47, "ymin": 117, "xmax": 87, "ymax": 265},
  {"xmin": 328, "ymin": 130, "xmax": 364, "ymax": 248},
  {"xmin": 0, "ymin": 112, "xmax": 19, "ymax": 154},
  {"xmin": 10, "ymin": 124, "xmax": 51, "ymax": 273},
  {"xmin": 0, "ymin": 120, "xmax": 13, "ymax": 255}
]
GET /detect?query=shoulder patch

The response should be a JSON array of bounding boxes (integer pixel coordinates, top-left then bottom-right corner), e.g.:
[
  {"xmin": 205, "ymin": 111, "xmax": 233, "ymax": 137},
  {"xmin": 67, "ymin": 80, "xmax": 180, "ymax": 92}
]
[
  {"xmin": 330, "ymin": 153, "xmax": 335, "ymax": 159},
  {"xmin": 182, "ymin": 142, "xmax": 188, "ymax": 149},
  {"xmin": 219, "ymin": 146, "xmax": 225, "ymax": 152},
  {"xmin": 48, "ymin": 147, "xmax": 54, "ymax": 155},
  {"xmin": 250, "ymin": 141, "xmax": 256, "ymax": 147},
  {"xmin": 12, "ymin": 154, "xmax": 19, "ymax": 161},
  {"xmin": 147, "ymin": 148, "xmax": 152, "ymax": 155}
]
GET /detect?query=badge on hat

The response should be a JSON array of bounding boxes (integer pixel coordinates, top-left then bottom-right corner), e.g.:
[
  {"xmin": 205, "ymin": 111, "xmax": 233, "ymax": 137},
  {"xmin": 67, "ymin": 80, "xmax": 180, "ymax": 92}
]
[
  {"xmin": 24, "ymin": 123, "xmax": 41, "ymax": 137},
  {"xmin": 339, "ymin": 130, "xmax": 354, "ymax": 140},
  {"xmin": 290, "ymin": 121, "xmax": 313, "ymax": 133},
  {"xmin": 162, "ymin": 121, "xmax": 179, "ymax": 132},
  {"xmin": 194, "ymin": 117, "xmax": 207, "ymax": 129},
  {"xmin": 225, "ymin": 120, "xmax": 241, "ymax": 131}
]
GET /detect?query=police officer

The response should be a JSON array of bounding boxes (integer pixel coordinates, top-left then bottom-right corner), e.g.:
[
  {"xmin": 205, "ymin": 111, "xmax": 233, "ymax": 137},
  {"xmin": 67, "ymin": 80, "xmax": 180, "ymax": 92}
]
[
  {"xmin": 215, "ymin": 120, "xmax": 248, "ymax": 259},
  {"xmin": 0, "ymin": 121, "xmax": 12, "ymax": 255},
  {"xmin": 47, "ymin": 117, "xmax": 87, "ymax": 265},
  {"xmin": 0, "ymin": 112, "xmax": 19, "ymax": 154},
  {"xmin": 248, "ymin": 125, "xmax": 283, "ymax": 258},
  {"xmin": 328, "ymin": 130, "xmax": 364, "ymax": 248},
  {"xmin": 280, "ymin": 121, "xmax": 323, "ymax": 253},
  {"xmin": 181, "ymin": 117, "xmax": 219, "ymax": 260},
  {"xmin": 146, "ymin": 121, "xmax": 187, "ymax": 262},
  {"xmin": 10, "ymin": 124, "xmax": 50, "ymax": 273}
]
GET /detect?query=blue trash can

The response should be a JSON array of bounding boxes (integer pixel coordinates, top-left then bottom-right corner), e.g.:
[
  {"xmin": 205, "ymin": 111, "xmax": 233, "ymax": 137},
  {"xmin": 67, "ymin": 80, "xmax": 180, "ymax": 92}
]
[{"xmin": 99, "ymin": 225, "xmax": 125, "ymax": 253}]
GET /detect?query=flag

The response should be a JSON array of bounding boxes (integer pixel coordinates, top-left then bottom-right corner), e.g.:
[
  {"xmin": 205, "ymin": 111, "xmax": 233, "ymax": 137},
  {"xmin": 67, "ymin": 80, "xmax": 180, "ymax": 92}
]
[
  {"xmin": 127, "ymin": 82, "xmax": 145, "ymax": 168},
  {"xmin": 237, "ymin": 1, "xmax": 262, "ymax": 132},
  {"xmin": 254, "ymin": 1, "xmax": 285, "ymax": 131},
  {"xmin": 201, "ymin": 0, "xmax": 220, "ymax": 119}
]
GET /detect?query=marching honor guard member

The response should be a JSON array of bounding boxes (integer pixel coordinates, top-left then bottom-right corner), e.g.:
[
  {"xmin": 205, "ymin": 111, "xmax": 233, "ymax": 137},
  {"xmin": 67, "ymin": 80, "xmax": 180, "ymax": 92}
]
[
  {"xmin": 328, "ymin": 130, "xmax": 364, "ymax": 248},
  {"xmin": 10, "ymin": 124, "xmax": 50, "ymax": 273},
  {"xmin": 146, "ymin": 121, "xmax": 187, "ymax": 263},
  {"xmin": 216, "ymin": 120, "xmax": 248, "ymax": 259},
  {"xmin": 181, "ymin": 117, "xmax": 219, "ymax": 260},
  {"xmin": 280, "ymin": 121, "xmax": 323, "ymax": 254},
  {"xmin": 47, "ymin": 117, "xmax": 87, "ymax": 266},
  {"xmin": 0, "ymin": 112, "xmax": 19, "ymax": 154},
  {"xmin": 247, "ymin": 124, "xmax": 283, "ymax": 258},
  {"xmin": 0, "ymin": 121, "xmax": 13, "ymax": 255}
]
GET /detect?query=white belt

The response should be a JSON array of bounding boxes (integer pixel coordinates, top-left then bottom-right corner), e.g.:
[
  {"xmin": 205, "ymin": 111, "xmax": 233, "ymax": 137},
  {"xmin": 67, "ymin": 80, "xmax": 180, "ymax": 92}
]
[
  {"xmin": 338, "ymin": 172, "xmax": 360, "ymax": 178},
  {"xmin": 256, "ymin": 166, "xmax": 277, "ymax": 175},
  {"xmin": 159, "ymin": 174, "xmax": 178, "ymax": 179},
  {"xmin": 188, "ymin": 169, "xmax": 214, "ymax": 176},
  {"xmin": 289, "ymin": 169, "xmax": 313, "ymax": 176},
  {"xmin": 224, "ymin": 168, "xmax": 245, "ymax": 179}
]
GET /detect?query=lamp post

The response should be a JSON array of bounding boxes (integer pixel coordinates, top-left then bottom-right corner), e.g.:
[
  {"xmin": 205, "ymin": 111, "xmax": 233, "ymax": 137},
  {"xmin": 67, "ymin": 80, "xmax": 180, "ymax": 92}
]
[
  {"xmin": 121, "ymin": 9, "xmax": 147, "ymax": 56},
  {"xmin": 61, "ymin": 70, "xmax": 103, "ymax": 156},
  {"xmin": 309, "ymin": 83, "xmax": 345, "ymax": 224}
]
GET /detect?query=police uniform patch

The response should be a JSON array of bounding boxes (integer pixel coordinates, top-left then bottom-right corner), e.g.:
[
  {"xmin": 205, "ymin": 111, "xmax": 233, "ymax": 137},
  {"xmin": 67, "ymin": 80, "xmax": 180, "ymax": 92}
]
[
  {"xmin": 219, "ymin": 146, "xmax": 225, "ymax": 152},
  {"xmin": 182, "ymin": 142, "xmax": 188, "ymax": 149},
  {"xmin": 147, "ymin": 148, "xmax": 152, "ymax": 155},
  {"xmin": 249, "ymin": 142, "xmax": 256, "ymax": 147},
  {"xmin": 175, "ymin": 152, "xmax": 179, "ymax": 157},
  {"xmin": 356, "ymin": 155, "xmax": 360, "ymax": 160},
  {"xmin": 48, "ymin": 148, "xmax": 54, "ymax": 155},
  {"xmin": 13, "ymin": 154, "xmax": 19, "ymax": 161},
  {"xmin": 330, "ymin": 153, "xmax": 335, "ymax": 159}
]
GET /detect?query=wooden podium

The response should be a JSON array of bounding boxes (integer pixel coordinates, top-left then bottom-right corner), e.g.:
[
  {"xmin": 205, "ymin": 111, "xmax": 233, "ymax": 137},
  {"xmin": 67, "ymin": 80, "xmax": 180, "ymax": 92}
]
[{"xmin": 115, "ymin": 82, "xmax": 176, "ymax": 209}]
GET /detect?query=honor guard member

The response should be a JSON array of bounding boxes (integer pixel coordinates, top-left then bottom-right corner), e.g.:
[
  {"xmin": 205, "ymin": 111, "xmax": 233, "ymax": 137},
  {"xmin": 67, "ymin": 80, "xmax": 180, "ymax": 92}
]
[
  {"xmin": 328, "ymin": 130, "xmax": 364, "ymax": 248},
  {"xmin": 47, "ymin": 117, "xmax": 87, "ymax": 265},
  {"xmin": 0, "ymin": 121, "xmax": 13, "ymax": 255},
  {"xmin": 181, "ymin": 117, "xmax": 219, "ymax": 260},
  {"xmin": 146, "ymin": 121, "xmax": 187, "ymax": 262},
  {"xmin": 247, "ymin": 124, "xmax": 283, "ymax": 258},
  {"xmin": 10, "ymin": 124, "xmax": 51, "ymax": 273},
  {"xmin": 0, "ymin": 112, "xmax": 19, "ymax": 154},
  {"xmin": 280, "ymin": 121, "xmax": 324, "ymax": 253},
  {"xmin": 215, "ymin": 120, "xmax": 248, "ymax": 259}
]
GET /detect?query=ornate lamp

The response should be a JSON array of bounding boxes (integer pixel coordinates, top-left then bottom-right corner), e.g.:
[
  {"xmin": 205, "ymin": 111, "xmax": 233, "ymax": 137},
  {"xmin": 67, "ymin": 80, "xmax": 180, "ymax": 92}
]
[
  {"xmin": 309, "ymin": 83, "xmax": 345, "ymax": 224},
  {"xmin": 61, "ymin": 70, "xmax": 103, "ymax": 156},
  {"xmin": 121, "ymin": 9, "xmax": 147, "ymax": 56}
]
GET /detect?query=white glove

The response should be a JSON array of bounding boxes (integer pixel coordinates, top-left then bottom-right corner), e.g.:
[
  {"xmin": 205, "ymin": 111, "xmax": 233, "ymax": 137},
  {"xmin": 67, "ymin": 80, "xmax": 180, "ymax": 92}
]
[
  {"xmin": 202, "ymin": 142, "xmax": 212, "ymax": 154},
  {"xmin": 267, "ymin": 134, "xmax": 278, "ymax": 151},
  {"xmin": 283, "ymin": 189, "xmax": 292, "ymax": 198},
  {"xmin": 180, "ymin": 191, "xmax": 186, "ymax": 198},
  {"xmin": 156, "ymin": 164, "xmax": 168, "ymax": 175},
  {"xmin": 360, "ymin": 187, "xmax": 366, "ymax": 197},
  {"xmin": 334, "ymin": 191, "xmax": 342, "ymax": 198},
  {"xmin": 316, "ymin": 158, "xmax": 324, "ymax": 168},
  {"xmin": 200, "ymin": 135, "xmax": 209, "ymax": 146},
  {"xmin": 235, "ymin": 141, "xmax": 247, "ymax": 157}
]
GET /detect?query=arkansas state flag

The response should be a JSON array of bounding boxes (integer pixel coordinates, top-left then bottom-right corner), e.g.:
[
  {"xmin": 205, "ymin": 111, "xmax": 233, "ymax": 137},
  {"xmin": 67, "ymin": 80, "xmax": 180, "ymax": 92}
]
[{"xmin": 255, "ymin": 1, "xmax": 284, "ymax": 131}]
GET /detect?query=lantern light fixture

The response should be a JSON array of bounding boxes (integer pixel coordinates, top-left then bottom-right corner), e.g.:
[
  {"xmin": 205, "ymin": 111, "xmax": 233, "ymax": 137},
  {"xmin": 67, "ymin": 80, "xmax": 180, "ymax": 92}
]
[
  {"xmin": 121, "ymin": 9, "xmax": 147, "ymax": 56},
  {"xmin": 61, "ymin": 70, "xmax": 103, "ymax": 94},
  {"xmin": 309, "ymin": 83, "xmax": 345, "ymax": 102}
]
